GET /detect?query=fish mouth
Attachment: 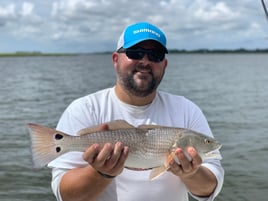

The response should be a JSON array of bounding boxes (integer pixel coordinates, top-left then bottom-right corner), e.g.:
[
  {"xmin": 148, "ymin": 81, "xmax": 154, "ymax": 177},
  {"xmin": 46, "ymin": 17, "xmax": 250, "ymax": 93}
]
[{"xmin": 204, "ymin": 148, "xmax": 222, "ymax": 159}]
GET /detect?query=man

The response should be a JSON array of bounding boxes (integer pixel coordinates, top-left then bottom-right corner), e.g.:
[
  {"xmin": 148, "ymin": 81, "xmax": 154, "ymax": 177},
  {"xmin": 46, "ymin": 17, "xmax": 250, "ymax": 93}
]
[{"xmin": 49, "ymin": 22, "xmax": 224, "ymax": 201}]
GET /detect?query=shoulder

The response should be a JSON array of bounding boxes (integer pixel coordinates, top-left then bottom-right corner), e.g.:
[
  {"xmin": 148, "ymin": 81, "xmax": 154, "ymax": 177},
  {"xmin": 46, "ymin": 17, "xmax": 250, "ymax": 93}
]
[
  {"xmin": 68, "ymin": 88, "xmax": 113, "ymax": 108},
  {"xmin": 57, "ymin": 88, "xmax": 114, "ymax": 132},
  {"xmin": 156, "ymin": 91, "xmax": 209, "ymax": 132},
  {"xmin": 157, "ymin": 91, "xmax": 199, "ymax": 109}
]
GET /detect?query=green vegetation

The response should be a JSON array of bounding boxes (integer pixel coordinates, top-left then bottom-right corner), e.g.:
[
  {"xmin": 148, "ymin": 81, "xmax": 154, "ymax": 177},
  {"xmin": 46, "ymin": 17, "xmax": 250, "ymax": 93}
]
[
  {"xmin": 168, "ymin": 48, "xmax": 268, "ymax": 54},
  {"xmin": 0, "ymin": 51, "xmax": 78, "ymax": 57},
  {"xmin": 0, "ymin": 49, "xmax": 267, "ymax": 57}
]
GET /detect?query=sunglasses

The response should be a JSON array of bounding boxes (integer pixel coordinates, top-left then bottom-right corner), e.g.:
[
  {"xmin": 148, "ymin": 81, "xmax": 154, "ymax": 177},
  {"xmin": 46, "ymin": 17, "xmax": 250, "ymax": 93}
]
[{"xmin": 117, "ymin": 47, "xmax": 165, "ymax": 62}]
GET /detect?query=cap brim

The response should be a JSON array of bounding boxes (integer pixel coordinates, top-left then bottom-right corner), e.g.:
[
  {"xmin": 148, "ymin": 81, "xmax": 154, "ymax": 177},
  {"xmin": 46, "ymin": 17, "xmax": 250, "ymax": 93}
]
[{"xmin": 123, "ymin": 38, "xmax": 168, "ymax": 53}]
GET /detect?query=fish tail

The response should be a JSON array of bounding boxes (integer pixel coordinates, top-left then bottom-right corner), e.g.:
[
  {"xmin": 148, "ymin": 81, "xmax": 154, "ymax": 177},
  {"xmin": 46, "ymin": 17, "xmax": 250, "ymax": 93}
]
[{"xmin": 27, "ymin": 123, "xmax": 69, "ymax": 169}]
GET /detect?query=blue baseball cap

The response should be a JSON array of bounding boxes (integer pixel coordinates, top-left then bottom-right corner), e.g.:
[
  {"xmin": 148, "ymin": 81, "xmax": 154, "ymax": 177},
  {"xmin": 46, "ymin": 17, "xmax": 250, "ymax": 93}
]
[{"xmin": 117, "ymin": 22, "xmax": 168, "ymax": 53}]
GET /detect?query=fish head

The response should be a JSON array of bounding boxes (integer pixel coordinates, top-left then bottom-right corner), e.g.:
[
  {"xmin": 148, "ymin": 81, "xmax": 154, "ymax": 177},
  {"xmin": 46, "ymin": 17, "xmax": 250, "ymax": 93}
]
[{"xmin": 174, "ymin": 130, "xmax": 222, "ymax": 159}]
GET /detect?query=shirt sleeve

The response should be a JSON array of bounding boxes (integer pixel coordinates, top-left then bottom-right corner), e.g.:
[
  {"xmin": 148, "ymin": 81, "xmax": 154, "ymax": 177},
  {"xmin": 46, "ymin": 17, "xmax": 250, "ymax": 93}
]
[
  {"xmin": 189, "ymin": 159, "xmax": 224, "ymax": 201},
  {"xmin": 51, "ymin": 168, "xmax": 66, "ymax": 201},
  {"xmin": 186, "ymin": 100, "xmax": 224, "ymax": 200}
]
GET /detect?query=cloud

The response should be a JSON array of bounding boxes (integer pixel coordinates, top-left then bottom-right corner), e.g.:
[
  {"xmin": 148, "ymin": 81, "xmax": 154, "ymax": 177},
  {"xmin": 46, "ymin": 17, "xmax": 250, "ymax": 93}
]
[
  {"xmin": 0, "ymin": 0, "xmax": 267, "ymax": 52},
  {"xmin": 0, "ymin": 2, "xmax": 43, "ymax": 37},
  {"xmin": 194, "ymin": 1, "xmax": 239, "ymax": 22},
  {"xmin": 21, "ymin": 2, "xmax": 34, "ymax": 16},
  {"xmin": 0, "ymin": 4, "xmax": 16, "ymax": 26}
]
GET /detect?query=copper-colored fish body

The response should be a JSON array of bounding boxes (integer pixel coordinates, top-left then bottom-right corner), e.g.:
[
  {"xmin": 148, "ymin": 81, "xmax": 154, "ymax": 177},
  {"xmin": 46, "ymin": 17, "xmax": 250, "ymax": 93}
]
[{"xmin": 28, "ymin": 120, "xmax": 221, "ymax": 179}]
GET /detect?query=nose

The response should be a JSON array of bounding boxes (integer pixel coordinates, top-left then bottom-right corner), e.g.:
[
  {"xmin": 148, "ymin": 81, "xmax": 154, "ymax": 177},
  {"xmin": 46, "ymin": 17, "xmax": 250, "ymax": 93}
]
[{"xmin": 139, "ymin": 53, "xmax": 151, "ymax": 64}]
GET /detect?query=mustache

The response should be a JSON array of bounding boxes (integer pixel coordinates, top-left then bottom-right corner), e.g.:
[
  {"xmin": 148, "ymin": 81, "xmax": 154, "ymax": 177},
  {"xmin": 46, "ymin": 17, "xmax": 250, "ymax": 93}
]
[{"xmin": 133, "ymin": 64, "xmax": 153, "ymax": 73}]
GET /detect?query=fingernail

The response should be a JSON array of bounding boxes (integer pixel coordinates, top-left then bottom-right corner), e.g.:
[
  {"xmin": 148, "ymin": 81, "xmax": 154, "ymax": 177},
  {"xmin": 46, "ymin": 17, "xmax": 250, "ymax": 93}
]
[
  {"xmin": 93, "ymin": 144, "xmax": 99, "ymax": 150},
  {"xmin": 188, "ymin": 147, "xmax": 195, "ymax": 153},
  {"xmin": 116, "ymin": 141, "xmax": 122, "ymax": 147}
]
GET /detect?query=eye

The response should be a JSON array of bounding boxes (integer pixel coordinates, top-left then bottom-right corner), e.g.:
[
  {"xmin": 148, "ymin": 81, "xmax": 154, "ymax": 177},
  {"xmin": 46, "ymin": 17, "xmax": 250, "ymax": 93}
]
[{"xmin": 204, "ymin": 138, "xmax": 211, "ymax": 144}]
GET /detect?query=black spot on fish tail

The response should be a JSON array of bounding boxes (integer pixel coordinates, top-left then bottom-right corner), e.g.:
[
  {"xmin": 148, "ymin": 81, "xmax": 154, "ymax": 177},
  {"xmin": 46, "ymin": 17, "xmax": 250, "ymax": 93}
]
[
  {"xmin": 56, "ymin": 147, "xmax": 61, "ymax": 153},
  {"xmin": 55, "ymin": 133, "xmax": 63, "ymax": 140}
]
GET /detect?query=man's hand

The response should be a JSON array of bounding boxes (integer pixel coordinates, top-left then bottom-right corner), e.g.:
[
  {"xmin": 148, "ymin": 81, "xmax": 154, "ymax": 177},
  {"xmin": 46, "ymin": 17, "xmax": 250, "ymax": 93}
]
[
  {"xmin": 82, "ymin": 124, "xmax": 129, "ymax": 177},
  {"xmin": 168, "ymin": 147, "xmax": 217, "ymax": 197},
  {"xmin": 60, "ymin": 123, "xmax": 129, "ymax": 201},
  {"xmin": 168, "ymin": 147, "xmax": 202, "ymax": 179}
]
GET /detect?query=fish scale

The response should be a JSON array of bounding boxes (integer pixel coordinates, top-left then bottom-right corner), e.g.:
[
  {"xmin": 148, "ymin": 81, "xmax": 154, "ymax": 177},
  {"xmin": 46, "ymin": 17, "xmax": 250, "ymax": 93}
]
[
  {"xmin": 69, "ymin": 128, "xmax": 175, "ymax": 162},
  {"xmin": 27, "ymin": 120, "xmax": 222, "ymax": 179}
]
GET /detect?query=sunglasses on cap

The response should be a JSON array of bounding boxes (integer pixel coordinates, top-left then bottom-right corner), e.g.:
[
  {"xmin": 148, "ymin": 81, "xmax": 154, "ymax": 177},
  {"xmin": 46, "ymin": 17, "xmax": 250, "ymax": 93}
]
[{"xmin": 117, "ymin": 47, "xmax": 166, "ymax": 63}]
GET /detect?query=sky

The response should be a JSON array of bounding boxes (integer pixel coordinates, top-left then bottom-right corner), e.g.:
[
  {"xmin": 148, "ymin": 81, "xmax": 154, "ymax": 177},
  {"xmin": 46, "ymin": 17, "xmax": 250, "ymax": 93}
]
[{"xmin": 0, "ymin": 0, "xmax": 268, "ymax": 53}]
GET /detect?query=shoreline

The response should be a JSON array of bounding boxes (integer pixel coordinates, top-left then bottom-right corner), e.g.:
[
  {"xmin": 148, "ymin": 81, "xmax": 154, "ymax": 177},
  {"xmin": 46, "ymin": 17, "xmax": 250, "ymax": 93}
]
[
  {"xmin": 0, "ymin": 49, "xmax": 267, "ymax": 57},
  {"xmin": 0, "ymin": 52, "xmax": 79, "ymax": 57}
]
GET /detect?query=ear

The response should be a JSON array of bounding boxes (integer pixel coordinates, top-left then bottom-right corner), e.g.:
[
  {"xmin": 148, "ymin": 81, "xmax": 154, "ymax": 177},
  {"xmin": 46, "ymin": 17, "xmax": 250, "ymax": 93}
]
[
  {"xmin": 163, "ymin": 58, "xmax": 168, "ymax": 70},
  {"xmin": 112, "ymin": 52, "xmax": 119, "ymax": 68}
]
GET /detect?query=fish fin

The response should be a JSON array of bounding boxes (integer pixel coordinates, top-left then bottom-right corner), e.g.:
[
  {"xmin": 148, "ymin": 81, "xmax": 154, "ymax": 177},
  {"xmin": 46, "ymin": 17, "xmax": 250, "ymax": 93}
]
[
  {"xmin": 78, "ymin": 125, "xmax": 105, "ymax": 135},
  {"xmin": 149, "ymin": 153, "xmax": 175, "ymax": 180},
  {"xmin": 27, "ymin": 123, "xmax": 69, "ymax": 169},
  {"xmin": 149, "ymin": 166, "xmax": 168, "ymax": 180},
  {"xmin": 104, "ymin": 120, "xmax": 135, "ymax": 129},
  {"xmin": 138, "ymin": 124, "xmax": 163, "ymax": 129},
  {"xmin": 166, "ymin": 152, "xmax": 175, "ymax": 166},
  {"xmin": 78, "ymin": 120, "xmax": 134, "ymax": 136}
]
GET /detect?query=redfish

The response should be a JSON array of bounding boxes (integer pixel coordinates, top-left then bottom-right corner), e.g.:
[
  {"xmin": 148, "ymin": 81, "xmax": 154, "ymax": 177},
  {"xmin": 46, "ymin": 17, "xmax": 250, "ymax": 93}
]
[{"xmin": 27, "ymin": 120, "xmax": 221, "ymax": 180}]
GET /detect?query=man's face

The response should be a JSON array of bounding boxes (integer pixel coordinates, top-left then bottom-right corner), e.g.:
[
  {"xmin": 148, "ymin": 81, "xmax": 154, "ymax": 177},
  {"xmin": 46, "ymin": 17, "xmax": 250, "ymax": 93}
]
[{"xmin": 113, "ymin": 40, "xmax": 168, "ymax": 97}]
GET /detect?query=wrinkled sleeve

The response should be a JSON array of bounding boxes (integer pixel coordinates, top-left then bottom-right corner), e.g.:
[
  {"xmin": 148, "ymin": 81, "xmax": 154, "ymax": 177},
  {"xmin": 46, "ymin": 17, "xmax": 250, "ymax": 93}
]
[
  {"xmin": 187, "ymin": 101, "xmax": 224, "ymax": 200},
  {"xmin": 51, "ymin": 168, "xmax": 66, "ymax": 201},
  {"xmin": 188, "ymin": 158, "xmax": 224, "ymax": 201}
]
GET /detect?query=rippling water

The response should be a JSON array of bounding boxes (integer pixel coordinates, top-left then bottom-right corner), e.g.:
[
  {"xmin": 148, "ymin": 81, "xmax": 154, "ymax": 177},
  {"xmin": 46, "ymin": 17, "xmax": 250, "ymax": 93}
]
[{"xmin": 1, "ymin": 53, "xmax": 268, "ymax": 201}]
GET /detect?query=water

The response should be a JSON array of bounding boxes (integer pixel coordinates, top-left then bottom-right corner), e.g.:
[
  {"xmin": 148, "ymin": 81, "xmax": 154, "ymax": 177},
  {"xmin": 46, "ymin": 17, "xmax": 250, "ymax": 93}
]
[{"xmin": 1, "ymin": 53, "xmax": 268, "ymax": 201}]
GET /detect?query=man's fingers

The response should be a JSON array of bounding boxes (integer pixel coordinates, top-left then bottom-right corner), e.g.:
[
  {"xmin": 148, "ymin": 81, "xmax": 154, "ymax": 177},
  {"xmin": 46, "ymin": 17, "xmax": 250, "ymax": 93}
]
[
  {"xmin": 83, "ymin": 144, "xmax": 100, "ymax": 164},
  {"xmin": 187, "ymin": 147, "xmax": 202, "ymax": 168},
  {"xmin": 104, "ymin": 142, "xmax": 123, "ymax": 167},
  {"xmin": 83, "ymin": 142, "xmax": 129, "ymax": 177},
  {"xmin": 112, "ymin": 146, "xmax": 129, "ymax": 171},
  {"xmin": 94, "ymin": 143, "xmax": 114, "ymax": 168},
  {"xmin": 169, "ymin": 147, "xmax": 203, "ymax": 177}
]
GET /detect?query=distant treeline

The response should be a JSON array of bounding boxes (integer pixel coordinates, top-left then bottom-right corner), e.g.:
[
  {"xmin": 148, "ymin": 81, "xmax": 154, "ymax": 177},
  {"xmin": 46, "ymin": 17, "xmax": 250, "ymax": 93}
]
[
  {"xmin": 168, "ymin": 48, "xmax": 268, "ymax": 54},
  {"xmin": 0, "ymin": 49, "xmax": 268, "ymax": 57},
  {"xmin": 0, "ymin": 51, "xmax": 78, "ymax": 57}
]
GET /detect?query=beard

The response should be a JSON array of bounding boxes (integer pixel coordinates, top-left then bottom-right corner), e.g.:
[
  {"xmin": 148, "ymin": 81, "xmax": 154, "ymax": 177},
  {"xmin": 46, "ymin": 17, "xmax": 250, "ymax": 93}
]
[{"xmin": 117, "ymin": 64, "xmax": 164, "ymax": 97}]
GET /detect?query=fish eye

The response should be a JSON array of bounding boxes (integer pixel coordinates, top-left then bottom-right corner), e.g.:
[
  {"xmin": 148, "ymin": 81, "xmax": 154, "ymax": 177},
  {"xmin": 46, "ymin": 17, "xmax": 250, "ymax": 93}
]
[{"xmin": 204, "ymin": 139, "xmax": 211, "ymax": 144}]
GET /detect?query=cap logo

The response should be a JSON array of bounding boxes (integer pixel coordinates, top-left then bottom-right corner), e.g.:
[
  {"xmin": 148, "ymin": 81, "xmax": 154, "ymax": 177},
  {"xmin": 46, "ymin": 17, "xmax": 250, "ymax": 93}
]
[
  {"xmin": 133, "ymin": 28, "xmax": 161, "ymax": 38},
  {"xmin": 116, "ymin": 22, "xmax": 168, "ymax": 53}
]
